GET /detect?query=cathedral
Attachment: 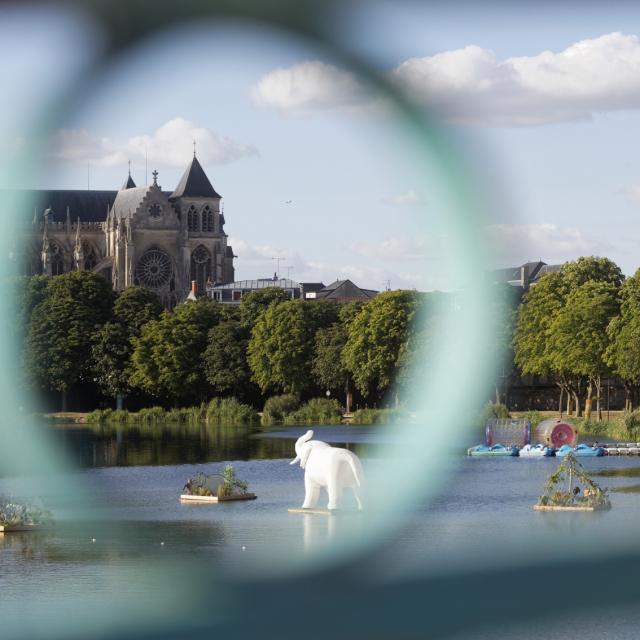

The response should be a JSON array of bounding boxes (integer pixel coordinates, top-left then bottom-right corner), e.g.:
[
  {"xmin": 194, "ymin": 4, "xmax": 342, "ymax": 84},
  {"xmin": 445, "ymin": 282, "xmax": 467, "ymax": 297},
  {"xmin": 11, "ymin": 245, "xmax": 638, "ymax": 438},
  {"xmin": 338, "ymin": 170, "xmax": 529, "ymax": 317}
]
[{"xmin": 22, "ymin": 155, "xmax": 235, "ymax": 307}]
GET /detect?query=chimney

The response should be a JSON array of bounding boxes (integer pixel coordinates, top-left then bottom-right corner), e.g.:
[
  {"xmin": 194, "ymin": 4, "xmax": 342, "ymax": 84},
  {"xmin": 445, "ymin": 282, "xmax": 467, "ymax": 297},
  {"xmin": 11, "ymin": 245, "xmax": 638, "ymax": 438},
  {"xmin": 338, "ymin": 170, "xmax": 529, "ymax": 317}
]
[{"xmin": 186, "ymin": 280, "xmax": 198, "ymax": 302}]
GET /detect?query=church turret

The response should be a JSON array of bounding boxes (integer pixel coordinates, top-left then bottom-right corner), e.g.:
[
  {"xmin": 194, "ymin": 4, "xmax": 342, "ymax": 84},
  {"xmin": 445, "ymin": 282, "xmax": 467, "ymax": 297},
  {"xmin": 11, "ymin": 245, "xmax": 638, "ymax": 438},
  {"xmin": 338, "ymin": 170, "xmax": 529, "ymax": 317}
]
[
  {"xmin": 169, "ymin": 155, "xmax": 221, "ymax": 200},
  {"xmin": 121, "ymin": 161, "xmax": 136, "ymax": 190}
]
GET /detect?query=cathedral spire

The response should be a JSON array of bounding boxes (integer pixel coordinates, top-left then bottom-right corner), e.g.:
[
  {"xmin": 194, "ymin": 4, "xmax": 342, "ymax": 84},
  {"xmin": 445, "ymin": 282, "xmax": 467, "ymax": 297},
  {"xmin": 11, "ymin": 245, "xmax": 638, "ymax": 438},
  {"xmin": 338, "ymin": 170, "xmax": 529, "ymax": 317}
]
[
  {"xmin": 75, "ymin": 217, "xmax": 82, "ymax": 251},
  {"xmin": 66, "ymin": 206, "xmax": 71, "ymax": 234},
  {"xmin": 121, "ymin": 163, "xmax": 136, "ymax": 190},
  {"xmin": 169, "ymin": 156, "xmax": 221, "ymax": 199}
]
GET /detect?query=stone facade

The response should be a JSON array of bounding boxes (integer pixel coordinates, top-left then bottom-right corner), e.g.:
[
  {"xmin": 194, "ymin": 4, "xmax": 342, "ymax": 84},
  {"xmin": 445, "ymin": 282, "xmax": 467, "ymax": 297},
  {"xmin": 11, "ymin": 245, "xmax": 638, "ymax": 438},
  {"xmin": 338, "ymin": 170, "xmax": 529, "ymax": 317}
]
[{"xmin": 23, "ymin": 157, "xmax": 234, "ymax": 307}]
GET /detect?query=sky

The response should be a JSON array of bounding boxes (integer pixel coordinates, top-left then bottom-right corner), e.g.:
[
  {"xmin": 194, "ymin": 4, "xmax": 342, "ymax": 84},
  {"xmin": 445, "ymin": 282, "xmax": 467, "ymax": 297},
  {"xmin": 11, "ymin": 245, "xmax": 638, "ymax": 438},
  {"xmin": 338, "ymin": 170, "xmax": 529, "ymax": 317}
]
[{"xmin": 3, "ymin": 2, "xmax": 640, "ymax": 290}]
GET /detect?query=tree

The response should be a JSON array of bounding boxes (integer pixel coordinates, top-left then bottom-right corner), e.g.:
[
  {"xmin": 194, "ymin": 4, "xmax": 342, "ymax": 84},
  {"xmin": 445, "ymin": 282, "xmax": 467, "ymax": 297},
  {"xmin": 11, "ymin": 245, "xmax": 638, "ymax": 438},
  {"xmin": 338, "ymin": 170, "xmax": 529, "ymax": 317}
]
[
  {"xmin": 550, "ymin": 280, "xmax": 620, "ymax": 419},
  {"xmin": 239, "ymin": 288, "xmax": 291, "ymax": 329},
  {"xmin": 312, "ymin": 323, "xmax": 349, "ymax": 392},
  {"xmin": 90, "ymin": 286, "xmax": 163, "ymax": 406},
  {"xmin": 606, "ymin": 269, "xmax": 640, "ymax": 410},
  {"xmin": 204, "ymin": 320, "xmax": 255, "ymax": 399},
  {"xmin": 129, "ymin": 298, "xmax": 221, "ymax": 404},
  {"xmin": 342, "ymin": 290, "xmax": 417, "ymax": 403},
  {"xmin": 26, "ymin": 272, "xmax": 115, "ymax": 410},
  {"xmin": 514, "ymin": 257, "xmax": 624, "ymax": 417},
  {"xmin": 248, "ymin": 300, "xmax": 335, "ymax": 395}
]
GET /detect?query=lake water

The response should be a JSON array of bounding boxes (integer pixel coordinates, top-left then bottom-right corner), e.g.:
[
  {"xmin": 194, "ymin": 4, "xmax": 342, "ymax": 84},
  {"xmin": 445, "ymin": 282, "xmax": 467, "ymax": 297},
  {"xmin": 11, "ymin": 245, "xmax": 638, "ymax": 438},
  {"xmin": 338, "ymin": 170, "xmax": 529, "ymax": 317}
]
[{"xmin": 3, "ymin": 422, "xmax": 640, "ymax": 639}]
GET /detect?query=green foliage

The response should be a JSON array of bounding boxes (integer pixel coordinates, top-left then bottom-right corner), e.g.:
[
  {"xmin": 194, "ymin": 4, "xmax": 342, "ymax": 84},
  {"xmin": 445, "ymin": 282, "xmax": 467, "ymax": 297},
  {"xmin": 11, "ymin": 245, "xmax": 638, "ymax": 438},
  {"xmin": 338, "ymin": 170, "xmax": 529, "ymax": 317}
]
[
  {"xmin": 129, "ymin": 298, "xmax": 221, "ymax": 403},
  {"xmin": 261, "ymin": 394, "xmax": 301, "ymax": 426},
  {"xmin": 351, "ymin": 408, "xmax": 408, "ymax": 425},
  {"xmin": 537, "ymin": 453, "xmax": 610, "ymax": 509},
  {"xmin": 478, "ymin": 401, "xmax": 510, "ymax": 427},
  {"xmin": 606, "ymin": 268, "xmax": 640, "ymax": 384},
  {"xmin": 343, "ymin": 290, "xmax": 418, "ymax": 398},
  {"xmin": 112, "ymin": 286, "xmax": 163, "ymax": 333},
  {"xmin": 248, "ymin": 300, "xmax": 335, "ymax": 394},
  {"xmin": 26, "ymin": 271, "xmax": 115, "ymax": 396},
  {"xmin": 206, "ymin": 397, "xmax": 258, "ymax": 426},
  {"xmin": 134, "ymin": 406, "xmax": 167, "ymax": 424},
  {"xmin": 0, "ymin": 498, "xmax": 53, "ymax": 526},
  {"xmin": 623, "ymin": 409, "xmax": 640, "ymax": 433},
  {"xmin": 284, "ymin": 398, "xmax": 343, "ymax": 425},
  {"xmin": 90, "ymin": 322, "xmax": 133, "ymax": 399},
  {"xmin": 522, "ymin": 410, "xmax": 544, "ymax": 430},
  {"xmin": 312, "ymin": 323, "xmax": 349, "ymax": 392},
  {"xmin": 239, "ymin": 288, "xmax": 291, "ymax": 329},
  {"xmin": 204, "ymin": 320, "xmax": 254, "ymax": 398},
  {"xmin": 222, "ymin": 464, "xmax": 248, "ymax": 492}
]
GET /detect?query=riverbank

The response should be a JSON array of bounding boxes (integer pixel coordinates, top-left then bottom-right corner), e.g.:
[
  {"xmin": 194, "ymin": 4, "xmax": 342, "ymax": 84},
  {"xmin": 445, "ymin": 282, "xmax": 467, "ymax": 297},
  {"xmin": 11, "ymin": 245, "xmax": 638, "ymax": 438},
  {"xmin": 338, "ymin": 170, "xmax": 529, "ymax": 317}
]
[{"xmin": 510, "ymin": 410, "xmax": 635, "ymax": 442}]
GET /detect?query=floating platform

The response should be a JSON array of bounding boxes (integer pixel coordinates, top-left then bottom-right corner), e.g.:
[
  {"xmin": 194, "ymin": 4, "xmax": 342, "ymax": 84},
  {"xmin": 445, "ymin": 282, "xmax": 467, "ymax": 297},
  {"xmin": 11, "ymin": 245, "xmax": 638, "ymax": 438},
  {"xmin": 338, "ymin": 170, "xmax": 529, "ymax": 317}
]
[
  {"xmin": 180, "ymin": 493, "xmax": 256, "ymax": 503},
  {"xmin": 0, "ymin": 524, "xmax": 45, "ymax": 533},
  {"xmin": 533, "ymin": 504, "xmax": 610, "ymax": 512}
]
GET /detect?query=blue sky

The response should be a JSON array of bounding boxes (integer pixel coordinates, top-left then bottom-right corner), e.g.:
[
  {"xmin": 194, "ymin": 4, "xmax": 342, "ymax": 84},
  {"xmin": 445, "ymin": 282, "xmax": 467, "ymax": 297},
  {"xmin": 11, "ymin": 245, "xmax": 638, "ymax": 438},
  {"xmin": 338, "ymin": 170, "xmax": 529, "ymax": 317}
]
[{"xmin": 4, "ymin": 2, "xmax": 640, "ymax": 290}]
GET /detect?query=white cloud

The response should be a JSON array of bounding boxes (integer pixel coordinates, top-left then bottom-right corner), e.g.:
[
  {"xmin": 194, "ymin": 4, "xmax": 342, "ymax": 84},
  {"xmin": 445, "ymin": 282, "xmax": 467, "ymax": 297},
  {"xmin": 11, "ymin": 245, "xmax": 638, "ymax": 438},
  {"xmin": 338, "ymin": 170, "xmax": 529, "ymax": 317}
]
[
  {"xmin": 381, "ymin": 189, "xmax": 424, "ymax": 207},
  {"xmin": 348, "ymin": 236, "xmax": 427, "ymax": 261},
  {"xmin": 251, "ymin": 60, "xmax": 373, "ymax": 113},
  {"xmin": 50, "ymin": 117, "xmax": 258, "ymax": 168},
  {"xmin": 229, "ymin": 236, "xmax": 424, "ymax": 290},
  {"xmin": 485, "ymin": 223, "xmax": 607, "ymax": 265},
  {"xmin": 254, "ymin": 33, "xmax": 640, "ymax": 126}
]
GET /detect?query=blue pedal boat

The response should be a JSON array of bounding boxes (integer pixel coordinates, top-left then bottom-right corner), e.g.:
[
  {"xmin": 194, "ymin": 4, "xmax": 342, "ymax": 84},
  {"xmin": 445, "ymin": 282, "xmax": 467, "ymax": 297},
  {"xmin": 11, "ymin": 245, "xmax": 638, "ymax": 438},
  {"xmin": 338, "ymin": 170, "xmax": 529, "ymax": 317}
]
[
  {"xmin": 519, "ymin": 444, "xmax": 555, "ymax": 457},
  {"xmin": 467, "ymin": 444, "xmax": 519, "ymax": 457},
  {"xmin": 556, "ymin": 444, "xmax": 604, "ymax": 457}
]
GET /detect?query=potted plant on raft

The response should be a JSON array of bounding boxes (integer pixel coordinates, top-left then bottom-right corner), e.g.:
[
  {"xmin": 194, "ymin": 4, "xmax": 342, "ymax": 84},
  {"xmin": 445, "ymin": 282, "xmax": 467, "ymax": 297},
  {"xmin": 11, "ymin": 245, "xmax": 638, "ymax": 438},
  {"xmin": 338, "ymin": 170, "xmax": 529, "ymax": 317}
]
[
  {"xmin": 534, "ymin": 453, "xmax": 611, "ymax": 512},
  {"xmin": 180, "ymin": 465, "xmax": 256, "ymax": 503},
  {"xmin": 0, "ymin": 498, "xmax": 54, "ymax": 532}
]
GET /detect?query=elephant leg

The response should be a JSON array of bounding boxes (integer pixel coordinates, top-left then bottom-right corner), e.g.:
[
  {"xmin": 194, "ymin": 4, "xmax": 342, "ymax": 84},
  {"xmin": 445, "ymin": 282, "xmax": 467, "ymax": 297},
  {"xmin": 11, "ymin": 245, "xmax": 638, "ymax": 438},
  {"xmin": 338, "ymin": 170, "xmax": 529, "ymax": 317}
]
[
  {"xmin": 326, "ymin": 477, "xmax": 340, "ymax": 511},
  {"xmin": 302, "ymin": 475, "xmax": 320, "ymax": 509}
]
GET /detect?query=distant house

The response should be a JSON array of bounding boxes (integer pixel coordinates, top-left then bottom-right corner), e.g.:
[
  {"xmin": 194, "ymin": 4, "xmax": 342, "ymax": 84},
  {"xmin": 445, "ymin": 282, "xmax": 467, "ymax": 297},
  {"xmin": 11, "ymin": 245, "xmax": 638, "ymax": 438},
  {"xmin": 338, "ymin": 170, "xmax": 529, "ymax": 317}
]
[
  {"xmin": 307, "ymin": 279, "xmax": 378, "ymax": 303},
  {"xmin": 490, "ymin": 260, "xmax": 562, "ymax": 291},
  {"xmin": 207, "ymin": 276, "xmax": 378, "ymax": 304}
]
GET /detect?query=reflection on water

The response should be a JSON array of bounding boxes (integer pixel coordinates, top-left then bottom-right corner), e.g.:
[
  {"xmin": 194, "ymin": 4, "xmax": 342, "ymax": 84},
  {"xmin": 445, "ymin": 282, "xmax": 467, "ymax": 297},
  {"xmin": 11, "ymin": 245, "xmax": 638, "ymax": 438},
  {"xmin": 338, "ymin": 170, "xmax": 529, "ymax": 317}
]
[
  {"xmin": 49, "ymin": 421, "xmax": 296, "ymax": 468},
  {"xmin": 44, "ymin": 422, "xmax": 376, "ymax": 469}
]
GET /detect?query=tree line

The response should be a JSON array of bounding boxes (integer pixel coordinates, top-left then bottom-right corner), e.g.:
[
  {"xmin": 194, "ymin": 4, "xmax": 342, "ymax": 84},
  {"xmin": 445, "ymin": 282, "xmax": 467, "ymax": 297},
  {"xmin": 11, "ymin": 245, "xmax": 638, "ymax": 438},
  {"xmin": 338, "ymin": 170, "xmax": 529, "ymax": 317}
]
[
  {"xmin": 17, "ymin": 272, "xmax": 433, "ymax": 412},
  {"xmin": 513, "ymin": 255, "xmax": 640, "ymax": 419}
]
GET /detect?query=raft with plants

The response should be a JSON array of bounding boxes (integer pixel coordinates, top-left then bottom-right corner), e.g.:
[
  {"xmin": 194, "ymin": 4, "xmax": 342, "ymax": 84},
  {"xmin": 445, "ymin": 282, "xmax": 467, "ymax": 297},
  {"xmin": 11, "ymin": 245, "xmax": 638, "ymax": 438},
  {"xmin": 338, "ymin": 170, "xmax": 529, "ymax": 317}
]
[
  {"xmin": 534, "ymin": 453, "xmax": 611, "ymax": 512},
  {"xmin": 180, "ymin": 465, "xmax": 256, "ymax": 503},
  {"xmin": 0, "ymin": 498, "xmax": 53, "ymax": 532}
]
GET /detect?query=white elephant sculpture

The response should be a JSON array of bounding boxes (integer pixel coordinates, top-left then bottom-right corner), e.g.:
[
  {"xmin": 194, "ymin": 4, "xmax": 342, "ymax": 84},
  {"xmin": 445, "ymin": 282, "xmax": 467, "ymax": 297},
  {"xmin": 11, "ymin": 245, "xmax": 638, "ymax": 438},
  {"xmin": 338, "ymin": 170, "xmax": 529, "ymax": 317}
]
[{"xmin": 290, "ymin": 430, "xmax": 364, "ymax": 511}]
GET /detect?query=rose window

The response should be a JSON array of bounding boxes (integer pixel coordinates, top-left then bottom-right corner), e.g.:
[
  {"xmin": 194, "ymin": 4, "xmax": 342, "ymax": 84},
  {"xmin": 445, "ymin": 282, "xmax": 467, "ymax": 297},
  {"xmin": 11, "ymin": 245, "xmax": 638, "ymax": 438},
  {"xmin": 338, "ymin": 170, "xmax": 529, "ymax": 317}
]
[{"xmin": 136, "ymin": 248, "xmax": 172, "ymax": 288}]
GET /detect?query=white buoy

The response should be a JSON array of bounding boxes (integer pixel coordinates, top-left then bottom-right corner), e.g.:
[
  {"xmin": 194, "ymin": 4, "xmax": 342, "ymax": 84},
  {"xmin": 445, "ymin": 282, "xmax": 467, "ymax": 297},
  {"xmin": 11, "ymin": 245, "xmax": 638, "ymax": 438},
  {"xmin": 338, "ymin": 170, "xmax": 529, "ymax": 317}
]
[
  {"xmin": 91, "ymin": 538, "xmax": 96, "ymax": 543},
  {"xmin": 241, "ymin": 545, "xmax": 246, "ymax": 551},
  {"xmin": 160, "ymin": 542, "xmax": 165, "ymax": 546}
]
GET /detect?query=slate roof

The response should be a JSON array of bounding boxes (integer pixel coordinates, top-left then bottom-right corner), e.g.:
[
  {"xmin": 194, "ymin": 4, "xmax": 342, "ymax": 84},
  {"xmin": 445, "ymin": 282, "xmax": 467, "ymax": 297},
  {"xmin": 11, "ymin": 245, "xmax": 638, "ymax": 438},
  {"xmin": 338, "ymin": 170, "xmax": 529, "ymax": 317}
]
[
  {"xmin": 316, "ymin": 280, "xmax": 378, "ymax": 300},
  {"xmin": 110, "ymin": 186, "xmax": 150, "ymax": 219},
  {"xmin": 11, "ymin": 190, "xmax": 118, "ymax": 223},
  {"xmin": 169, "ymin": 156, "xmax": 221, "ymax": 199},
  {"xmin": 490, "ymin": 260, "xmax": 563, "ymax": 287}
]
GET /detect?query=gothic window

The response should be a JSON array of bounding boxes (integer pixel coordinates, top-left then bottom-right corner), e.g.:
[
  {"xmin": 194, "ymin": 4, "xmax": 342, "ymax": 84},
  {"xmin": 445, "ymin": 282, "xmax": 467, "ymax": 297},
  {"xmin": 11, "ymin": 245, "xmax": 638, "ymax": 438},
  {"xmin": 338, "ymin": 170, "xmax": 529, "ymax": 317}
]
[
  {"xmin": 135, "ymin": 247, "xmax": 172, "ymax": 290},
  {"xmin": 50, "ymin": 242, "xmax": 64, "ymax": 276},
  {"xmin": 202, "ymin": 205, "xmax": 214, "ymax": 232},
  {"xmin": 187, "ymin": 205, "xmax": 199, "ymax": 232},
  {"xmin": 190, "ymin": 245, "xmax": 212, "ymax": 297},
  {"xmin": 83, "ymin": 244, "xmax": 98, "ymax": 271}
]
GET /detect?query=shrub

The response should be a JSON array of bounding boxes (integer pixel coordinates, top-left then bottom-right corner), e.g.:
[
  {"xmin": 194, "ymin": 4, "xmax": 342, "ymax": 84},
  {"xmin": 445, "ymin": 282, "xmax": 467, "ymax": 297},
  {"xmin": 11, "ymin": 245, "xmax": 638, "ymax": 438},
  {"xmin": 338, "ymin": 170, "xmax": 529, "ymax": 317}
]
[
  {"xmin": 206, "ymin": 398, "xmax": 258, "ymax": 426},
  {"xmin": 351, "ymin": 408, "xmax": 407, "ymax": 425},
  {"xmin": 478, "ymin": 401, "xmax": 510, "ymax": 427},
  {"xmin": 134, "ymin": 406, "xmax": 167, "ymax": 424},
  {"xmin": 522, "ymin": 410, "xmax": 543, "ymax": 430},
  {"xmin": 623, "ymin": 409, "xmax": 640, "ymax": 434},
  {"xmin": 262, "ymin": 394, "xmax": 300, "ymax": 426},
  {"xmin": 284, "ymin": 398, "xmax": 343, "ymax": 425},
  {"xmin": 86, "ymin": 409, "xmax": 111, "ymax": 424}
]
